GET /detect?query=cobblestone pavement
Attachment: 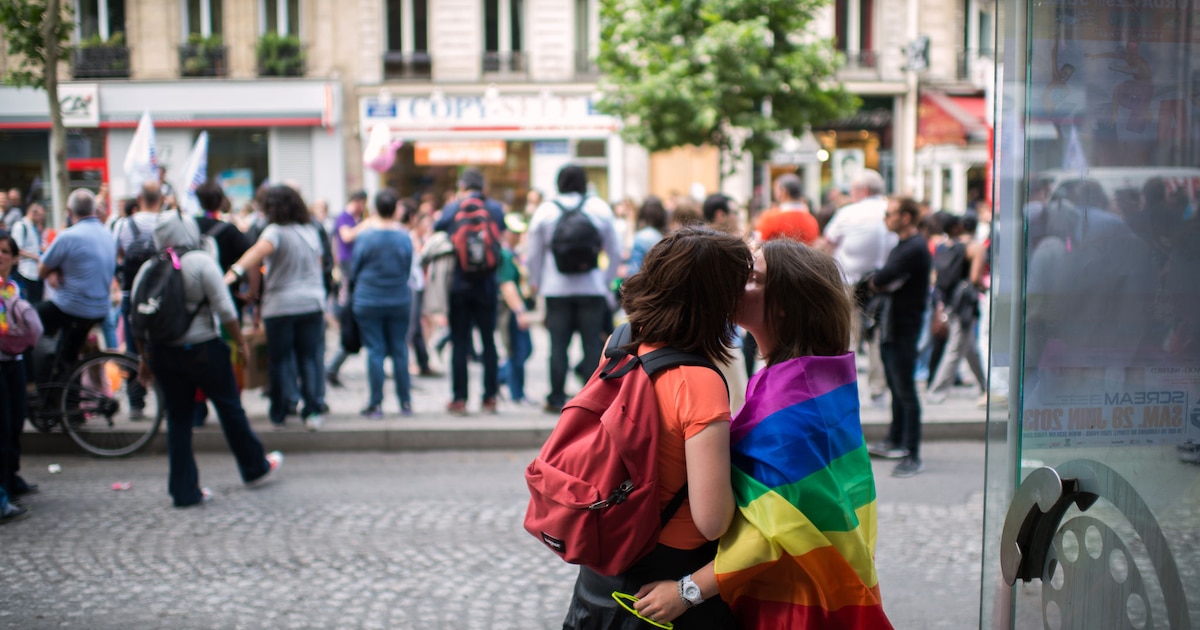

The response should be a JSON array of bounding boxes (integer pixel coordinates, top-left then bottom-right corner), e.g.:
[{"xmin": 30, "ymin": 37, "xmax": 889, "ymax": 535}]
[{"xmin": 1, "ymin": 442, "xmax": 985, "ymax": 629}]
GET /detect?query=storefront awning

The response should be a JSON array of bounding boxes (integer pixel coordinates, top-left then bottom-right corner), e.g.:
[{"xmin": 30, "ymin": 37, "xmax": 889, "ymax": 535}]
[{"xmin": 917, "ymin": 93, "xmax": 990, "ymax": 148}]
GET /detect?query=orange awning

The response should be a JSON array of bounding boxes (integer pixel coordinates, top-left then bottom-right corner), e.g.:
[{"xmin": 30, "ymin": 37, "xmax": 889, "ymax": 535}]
[{"xmin": 917, "ymin": 93, "xmax": 990, "ymax": 148}]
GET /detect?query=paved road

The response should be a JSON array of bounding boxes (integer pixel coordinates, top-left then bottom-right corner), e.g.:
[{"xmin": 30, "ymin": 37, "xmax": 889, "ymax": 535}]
[{"xmin": 1, "ymin": 442, "xmax": 985, "ymax": 629}]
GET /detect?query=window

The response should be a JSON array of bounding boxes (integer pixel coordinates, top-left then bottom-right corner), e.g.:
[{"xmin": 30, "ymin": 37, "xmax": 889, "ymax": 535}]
[
  {"xmin": 261, "ymin": 0, "xmax": 299, "ymax": 35},
  {"xmin": 76, "ymin": 0, "xmax": 125, "ymax": 42},
  {"xmin": 483, "ymin": 0, "xmax": 524, "ymax": 73},
  {"xmin": 185, "ymin": 0, "xmax": 223, "ymax": 36},
  {"xmin": 386, "ymin": 0, "xmax": 428, "ymax": 52},
  {"xmin": 574, "ymin": 0, "xmax": 597, "ymax": 74},
  {"xmin": 834, "ymin": 0, "xmax": 874, "ymax": 67}
]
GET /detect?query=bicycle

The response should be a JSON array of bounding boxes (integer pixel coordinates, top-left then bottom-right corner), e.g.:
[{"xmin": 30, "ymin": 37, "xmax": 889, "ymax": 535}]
[{"xmin": 27, "ymin": 347, "xmax": 165, "ymax": 458}]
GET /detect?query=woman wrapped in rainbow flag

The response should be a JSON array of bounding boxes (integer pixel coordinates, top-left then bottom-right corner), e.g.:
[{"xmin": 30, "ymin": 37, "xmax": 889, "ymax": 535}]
[{"xmin": 635, "ymin": 239, "xmax": 893, "ymax": 629}]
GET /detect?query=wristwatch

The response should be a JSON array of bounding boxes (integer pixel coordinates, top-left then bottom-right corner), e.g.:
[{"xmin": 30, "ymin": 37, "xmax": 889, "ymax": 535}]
[{"xmin": 678, "ymin": 574, "xmax": 704, "ymax": 608}]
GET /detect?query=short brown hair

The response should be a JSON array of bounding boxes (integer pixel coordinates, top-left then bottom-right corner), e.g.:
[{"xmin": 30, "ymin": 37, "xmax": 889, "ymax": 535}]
[
  {"xmin": 621, "ymin": 226, "xmax": 752, "ymax": 363},
  {"xmin": 760, "ymin": 239, "xmax": 855, "ymax": 365},
  {"xmin": 892, "ymin": 196, "xmax": 921, "ymax": 223}
]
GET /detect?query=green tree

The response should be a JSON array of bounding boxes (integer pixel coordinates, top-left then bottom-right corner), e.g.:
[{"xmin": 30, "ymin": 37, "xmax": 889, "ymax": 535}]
[
  {"xmin": 0, "ymin": 0, "xmax": 72, "ymax": 225},
  {"xmin": 598, "ymin": 0, "xmax": 857, "ymax": 171}
]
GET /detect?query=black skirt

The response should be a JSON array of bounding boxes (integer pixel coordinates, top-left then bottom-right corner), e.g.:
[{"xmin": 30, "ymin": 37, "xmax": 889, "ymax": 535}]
[{"xmin": 562, "ymin": 541, "xmax": 737, "ymax": 630}]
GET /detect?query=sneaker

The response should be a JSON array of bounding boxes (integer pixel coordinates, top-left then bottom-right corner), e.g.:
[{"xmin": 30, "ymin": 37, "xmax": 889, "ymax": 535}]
[
  {"xmin": 303, "ymin": 414, "xmax": 324, "ymax": 431},
  {"xmin": 543, "ymin": 402, "xmax": 564, "ymax": 415},
  {"xmin": 176, "ymin": 487, "xmax": 213, "ymax": 508},
  {"xmin": 400, "ymin": 403, "xmax": 413, "ymax": 417},
  {"xmin": 128, "ymin": 407, "xmax": 146, "ymax": 421},
  {"xmin": 481, "ymin": 398, "xmax": 498, "ymax": 415},
  {"xmin": 926, "ymin": 391, "xmax": 948, "ymax": 405},
  {"xmin": 326, "ymin": 372, "xmax": 344, "ymax": 388},
  {"xmin": 417, "ymin": 367, "xmax": 443, "ymax": 378},
  {"xmin": 13, "ymin": 483, "xmax": 39, "ymax": 498},
  {"xmin": 446, "ymin": 400, "xmax": 468, "ymax": 416},
  {"xmin": 869, "ymin": 393, "xmax": 889, "ymax": 408},
  {"xmin": 249, "ymin": 451, "xmax": 284, "ymax": 486},
  {"xmin": 0, "ymin": 501, "xmax": 30, "ymax": 524},
  {"xmin": 360, "ymin": 405, "xmax": 384, "ymax": 419},
  {"xmin": 891, "ymin": 456, "xmax": 925, "ymax": 478},
  {"xmin": 867, "ymin": 441, "xmax": 909, "ymax": 460}
]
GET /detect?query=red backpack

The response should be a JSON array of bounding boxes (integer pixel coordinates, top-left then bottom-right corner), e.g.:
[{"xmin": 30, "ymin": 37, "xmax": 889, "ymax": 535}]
[
  {"xmin": 524, "ymin": 323, "xmax": 726, "ymax": 576},
  {"xmin": 449, "ymin": 196, "xmax": 501, "ymax": 277}
]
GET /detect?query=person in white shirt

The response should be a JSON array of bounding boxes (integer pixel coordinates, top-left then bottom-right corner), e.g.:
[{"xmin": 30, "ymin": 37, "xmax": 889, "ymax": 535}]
[{"xmin": 11, "ymin": 202, "xmax": 45, "ymax": 303}]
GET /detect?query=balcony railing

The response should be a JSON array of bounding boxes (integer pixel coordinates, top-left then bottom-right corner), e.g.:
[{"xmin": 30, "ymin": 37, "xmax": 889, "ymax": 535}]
[
  {"xmin": 575, "ymin": 51, "xmax": 599, "ymax": 78},
  {"xmin": 482, "ymin": 51, "xmax": 527, "ymax": 76},
  {"xmin": 179, "ymin": 43, "xmax": 228, "ymax": 78},
  {"xmin": 383, "ymin": 51, "xmax": 432, "ymax": 80},
  {"xmin": 256, "ymin": 35, "xmax": 306, "ymax": 77},
  {"xmin": 72, "ymin": 45, "xmax": 131, "ymax": 79}
]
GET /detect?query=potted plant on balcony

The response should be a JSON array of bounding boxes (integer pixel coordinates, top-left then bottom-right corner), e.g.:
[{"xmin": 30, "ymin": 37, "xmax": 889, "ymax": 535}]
[
  {"xmin": 256, "ymin": 33, "xmax": 304, "ymax": 77},
  {"xmin": 181, "ymin": 33, "xmax": 225, "ymax": 77},
  {"xmin": 76, "ymin": 31, "xmax": 129, "ymax": 77}
]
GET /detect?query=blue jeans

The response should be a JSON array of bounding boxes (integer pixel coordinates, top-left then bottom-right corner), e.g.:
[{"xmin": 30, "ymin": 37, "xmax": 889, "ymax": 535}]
[
  {"xmin": 119, "ymin": 295, "xmax": 146, "ymax": 409},
  {"xmin": 264, "ymin": 311, "xmax": 325, "ymax": 424},
  {"xmin": 353, "ymin": 304, "xmax": 412, "ymax": 408},
  {"xmin": 500, "ymin": 313, "xmax": 532, "ymax": 401},
  {"xmin": 882, "ymin": 332, "xmax": 922, "ymax": 458},
  {"xmin": 449, "ymin": 290, "xmax": 498, "ymax": 402},
  {"xmin": 148, "ymin": 338, "xmax": 270, "ymax": 507}
]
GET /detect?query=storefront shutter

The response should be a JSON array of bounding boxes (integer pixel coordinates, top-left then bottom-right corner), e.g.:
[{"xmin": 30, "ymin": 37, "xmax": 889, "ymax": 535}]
[{"xmin": 269, "ymin": 128, "xmax": 314, "ymax": 198}]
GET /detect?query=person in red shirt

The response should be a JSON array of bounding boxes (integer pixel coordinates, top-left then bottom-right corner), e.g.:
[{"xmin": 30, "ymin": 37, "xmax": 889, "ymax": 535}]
[{"xmin": 754, "ymin": 173, "xmax": 819, "ymax": 244}]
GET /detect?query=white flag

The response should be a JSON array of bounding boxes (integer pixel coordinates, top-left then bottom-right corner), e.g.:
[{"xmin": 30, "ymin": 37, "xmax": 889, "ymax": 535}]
[
  {"xmin": 175, "ymin": 131, "xmax": 208, "ymax": 216},
  {"xmin": 123, "ymin": 110, "xmax": 158, "ymax": 192}
]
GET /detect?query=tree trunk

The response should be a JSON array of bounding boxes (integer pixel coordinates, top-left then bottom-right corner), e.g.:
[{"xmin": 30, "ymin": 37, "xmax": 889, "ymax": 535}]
[{"xmin": 43, "ymin": 0, "xmax": 68, "ymax": 228}]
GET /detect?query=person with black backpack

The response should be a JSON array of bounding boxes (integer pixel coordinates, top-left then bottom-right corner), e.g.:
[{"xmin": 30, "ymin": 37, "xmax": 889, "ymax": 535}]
[
  {"xmin": 926, "ymin": 213, "xmax": 985, "ymax": 404},
  {"xmin": 431, "ymin": 168, "xmax": 507, "ymax": 416},
  {"xmin": 112, "ymin": 180, "xmax": 165, "ymax": 420},
  {"xmin": 130, "ymin": 210, "xmax": 282, "ymax": 508},
  {"xmin": 526, "ymin": 164, "xmax": 623, "ymax": 414}
]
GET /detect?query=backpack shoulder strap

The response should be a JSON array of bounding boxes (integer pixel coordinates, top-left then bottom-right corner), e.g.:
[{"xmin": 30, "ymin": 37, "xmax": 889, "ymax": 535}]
[
  {"xmin": 204, "ymin": 220, "xmax": 229, "ymax": 238},
  {"xmin": 639, "ymin": 347, "xmax": 729, "ymax": 396}
]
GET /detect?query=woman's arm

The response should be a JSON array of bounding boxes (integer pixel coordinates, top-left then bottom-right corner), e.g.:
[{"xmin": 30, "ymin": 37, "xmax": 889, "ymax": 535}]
[
  {"xmin": 685, "ymin": 421, "xmax": 734, "ymax": 541},
  {"xmin": 223, "ymin": 238, "xmax": 274, "ymax": 286},
  {"xmin": 634, "ymin": 562, "xmax": 718, "ymax": 624}
]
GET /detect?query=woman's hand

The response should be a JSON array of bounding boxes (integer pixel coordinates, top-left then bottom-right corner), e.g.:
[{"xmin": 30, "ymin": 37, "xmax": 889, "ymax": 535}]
[{"xmin": 633, "ymin": 580, "xmax": 688, "ymax": 625}]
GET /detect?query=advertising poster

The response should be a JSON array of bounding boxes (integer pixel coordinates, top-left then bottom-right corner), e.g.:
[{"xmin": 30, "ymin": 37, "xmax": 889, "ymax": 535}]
[{"xmin": 218, "ymin": 168, "xmax": 255, "ymax": 211}]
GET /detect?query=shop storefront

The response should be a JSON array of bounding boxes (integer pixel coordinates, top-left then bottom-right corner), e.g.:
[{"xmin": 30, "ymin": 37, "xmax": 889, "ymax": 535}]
[
  {"xmin": 358, "ymin": 90, "xmax": 625, "ymax": 214},
  {"xmin": 915, "ymin": 91, "xmax": 991, "ymax": 214},
  {"xmin": 0, "ymin": 80, "xmax": 344, "ymax": 220},
  {"xmin": 984, "ymin": 0, "xmax": 1200, "ymax": 627}
]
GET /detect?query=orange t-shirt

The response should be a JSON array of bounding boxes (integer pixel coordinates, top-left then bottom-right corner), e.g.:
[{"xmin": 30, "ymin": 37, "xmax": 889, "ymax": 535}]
[
  {"xmin": 640, "ymin": 343, "xmax": 732, "ymax": 550},
  {"xmin": 756, "ymin": 207, "xmax": 820, "ymax": 244}
]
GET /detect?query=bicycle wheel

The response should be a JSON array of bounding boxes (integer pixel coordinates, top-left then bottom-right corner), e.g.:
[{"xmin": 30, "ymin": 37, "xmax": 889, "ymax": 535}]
[
  {"xmin": 28, "ymin": 384, "xmax": 64, "ymax": 433},
  {"xmin": 60, "ymin": 352, "xmax": 165, "ymax": 457}
]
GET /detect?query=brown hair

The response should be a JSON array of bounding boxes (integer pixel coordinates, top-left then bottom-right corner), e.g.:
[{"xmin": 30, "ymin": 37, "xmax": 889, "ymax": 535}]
[
  {"xmin": 760, "ymin": 239, "xmax": 855, "ymax": 365},
  {"xmin": 621, "ymin": 226, "xmax": 752, "ymax": 363},
  {"xmin": 892, "ymin": 196, "xmax": 921, "ymax": 223}
]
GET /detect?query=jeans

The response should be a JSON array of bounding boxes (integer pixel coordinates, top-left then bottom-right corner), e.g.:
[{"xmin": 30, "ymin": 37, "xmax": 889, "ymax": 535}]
[
  {"xmin": 33, "ymin": 301, "xmax": 100, "ymax": 384},
  {"xmin": 264, "ymin": 311, "xmax": 325, "ymax": 424},
  {"xmin": 101, "ymin": 303, "xmax": 121, "ymax": 350},
  {"xmin": 882, "ymin": 332, "xmax": 922, "ymax": 458},
  {"xmin": 0, "ymin": 359, "xmax": 28, "ymax": 496},
  {"xmin": 353, "ymin": 304, "xmax": 412, "ymax": 408},
  {"xmin": 544, "ymin": 295, "xmax": 608, "ymax": 408},
  {"xmin": 448, "ymin": 290, "xmax": 498, "ymax": 402},
  {"xmin": 499, "ymin": 312, "xmax": 532, "ymax": 401},
  {"xmin": 929, "ymin": 314, "xmax": 985, "ymax": 395},
  {"xmin": 408, "ymin": 290, "xmax": 430, "ymax": 372},
  {"xmin": 149, "ymin": 338, "xmax": 270, "ymax": 507},
  {"xmin": 119, "ymin": 295, "xmax": 146, "ymax": 410}
]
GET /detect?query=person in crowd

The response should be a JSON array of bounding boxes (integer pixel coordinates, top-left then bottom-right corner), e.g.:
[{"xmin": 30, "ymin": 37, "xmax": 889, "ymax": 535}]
[
  {"xmin": 668, "ymin": 200, "xmax": 705, "ymax": 232},
  {"xmin": 113, "ymin": 181, "xmax": 167, "ymax": 419},
  {"xmin": 351, "ymin": 189, "xmax": 416, "ymax": 418},
  {"xmin": 626, "ymin": 196, "xmax": 667, "ymax": 278},
  {"xmin": 2, "ymin": 193, "xmax": 20, "ymax": 230},
  {"xmin": 404, "ymin": 199, "xmax": 438, "ymax": 378},
  {"xmin": 195, "ymin": 181, "xmax": 257, "ymax": 319},
  {"xmin": 927, "ymin": 213, "xmax": 986, "ymax": 403},
  {"xmin": 0, "ymin": 232, "xmax": 33, "ymax": 524},
  {"xmin": 35, "ymin": 189, "xmax": 116, "ymax": 386},
  {"xmin": 754, "ymin": 173, "xmax": 819, "ymax": 245},
  {"xmin": 866, "ymin": 197, "xmax": 932, "ymax": 478},
  {"xmin": 701, "ymin": 193, "xmax": 748, "ymax": 414},
  {"xmin": 433, "ymin": 169, "xmax": 507, "ymax": 415},
  {"xmin": 325, "ymin": 190, "xmax": 368, "ymax": 387},
  {"xmin": 701, "ymin": 193, "xmax": 741, "ymax": 236},
  {"xmin": 562, "ymin": 226, "xmax": 751, "ymax": 630},
  {"xmin": 497, "ymin": 212, "xmax": 534, "ymax": 406},
  {"xmin": 526, "ymin": 164, "xmax": 623, "ymax": 414},
  {"xmin": 11, "ymin": 202, "xmax": 45, "ymax": 304},
  {"xmin": 132, "ymin": 211, "xmax": 281, "ymax": 508},
  {"xmin": 633, "ymin": 238, "xmax": 891, "ymax": 629},
  {"xmin": 818, "ymin": 169, "xmax": 896, "ymax": 408},
  {"xmin": 224, "ymin": 185, "xmax": 327, "ymax": 431}
]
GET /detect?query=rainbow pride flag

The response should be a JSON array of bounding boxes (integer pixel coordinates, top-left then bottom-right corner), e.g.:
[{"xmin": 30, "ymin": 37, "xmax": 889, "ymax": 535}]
[{"xmin": 714, "ymin": 353, "xmax": 892, "ymax": 629}]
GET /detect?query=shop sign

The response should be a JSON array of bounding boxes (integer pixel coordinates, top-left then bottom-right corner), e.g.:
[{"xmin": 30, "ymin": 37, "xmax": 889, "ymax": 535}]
[
  {"xmin": 60, "ymin": 84, "xmax": 100, "ymax": 127},
  {"xmin": 415, "ymin": 140, "xmax": 507, "ymax": 165},
  {"xmin": 362, "ymin": 93, "xmax": 614, "ymax": 130}
]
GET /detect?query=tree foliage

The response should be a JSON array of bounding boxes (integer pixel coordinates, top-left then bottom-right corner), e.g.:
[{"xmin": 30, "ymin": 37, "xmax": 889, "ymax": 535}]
[
  {"xmin": 0, "ymin": 0, "xmax": 72, "ymax": 89},
  {"xmin": 597, "ymin": 0, "xmax": 858, "ymax": 164}
]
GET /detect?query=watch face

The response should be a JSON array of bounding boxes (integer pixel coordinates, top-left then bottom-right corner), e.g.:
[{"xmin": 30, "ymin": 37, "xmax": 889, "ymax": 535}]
[{"xmin": 683, "ymin": 582, "xmax": 702, "ymax": 600}]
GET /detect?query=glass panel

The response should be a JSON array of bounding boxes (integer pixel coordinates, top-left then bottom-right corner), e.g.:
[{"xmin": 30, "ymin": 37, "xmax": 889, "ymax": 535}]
[
  {"xmin": 107, "ymin": 0, "xmax": 125, "ymax": 37},
  {"xmin": 386, "ymin": 0, "xmax": 402, "ymax": 51},
  {"xmin": 66, "ymin": 129, "xmax": 105, "ymax": 159},
  {"xmin": 413, "ymin": 0, "xmax": 427, "ymax": 51},
  {"xmin": 484, "ymin": 0, "xmax": 498, "ymax": 53},
  {"xmin": 210, "ymin": 0, "xmax": 222, "ymax": 36},
  {"xmin": 987, "ymin": 0, "xmax": 1200, "ymax": 627},
  {"xmin": 511, "ymin": 0, "xmax": 523, "ymax": 52},
  {"xmin": 576, "ymin": 139, "xmax": 606, "ymax": 158},
  {"xmin": 264, "ymin": 0, "xmax": 278, "ymax": 34},
  {"xmin": 286, "ymin": 0, "xmax": 299, "ymax": 37},
  {"xmin": 574, "ymin": 0, "xmax": 588, "ymax": 57},
  {"xmin": 78, "ymin": 0, "xmax": 100, "ymax": 40},
  {"xmin": 186, "ymin": 0, "xmax": 202, "ymax": 35},
  {"xmin": 207, "ymin": 128, "xmax": 270, "ymax": 207}
]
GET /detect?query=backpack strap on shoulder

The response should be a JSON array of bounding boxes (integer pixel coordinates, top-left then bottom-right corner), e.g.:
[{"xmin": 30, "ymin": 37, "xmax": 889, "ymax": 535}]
[{"xmin": 639, "ymin": 347, "xmax": 729, "ymax": 398}]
